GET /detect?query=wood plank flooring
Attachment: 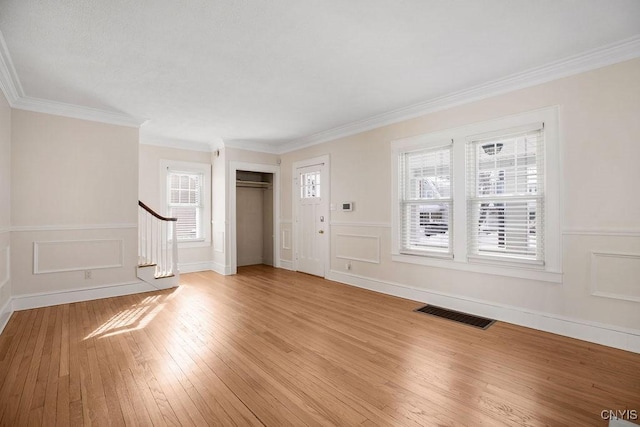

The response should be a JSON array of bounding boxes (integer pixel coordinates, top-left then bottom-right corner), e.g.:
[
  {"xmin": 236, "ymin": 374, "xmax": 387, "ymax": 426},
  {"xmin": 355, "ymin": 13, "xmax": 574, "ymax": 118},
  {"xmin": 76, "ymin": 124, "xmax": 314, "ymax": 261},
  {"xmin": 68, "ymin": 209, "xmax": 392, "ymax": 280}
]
[{"xmin": 0, "ymin": 265, "xmax": 638, "ymax": 426}]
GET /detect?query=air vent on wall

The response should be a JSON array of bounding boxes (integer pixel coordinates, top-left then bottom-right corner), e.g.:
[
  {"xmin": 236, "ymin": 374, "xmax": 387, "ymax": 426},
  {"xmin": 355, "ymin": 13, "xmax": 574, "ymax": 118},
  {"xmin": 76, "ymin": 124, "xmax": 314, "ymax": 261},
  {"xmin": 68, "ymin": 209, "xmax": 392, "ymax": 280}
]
[{"xmin": 415, "ymin": 305, "xmax": 495, "ymax": 329}]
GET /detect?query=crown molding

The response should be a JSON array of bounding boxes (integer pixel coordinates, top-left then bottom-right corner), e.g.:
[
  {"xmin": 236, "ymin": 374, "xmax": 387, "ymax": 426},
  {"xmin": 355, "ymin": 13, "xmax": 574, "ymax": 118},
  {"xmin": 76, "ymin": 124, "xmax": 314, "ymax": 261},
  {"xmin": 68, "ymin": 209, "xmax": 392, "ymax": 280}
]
[
  {"xmin": 11, "ymin": 96, "xmax": 145, "ymax": 128},
  {"xmin": 3, "ymin": 25, "xmax": 639, "ymax": 151},
  {"xmin": 1, "ymin": 29, "xmax": 144, "ymax": 128},
  {"xmin": 224, "ymin": 139, "xmax": 282, "ymax": 154},
  {"xmin": 139, "ymin": 135, "xmax": 217, "ymax": 152},
  {"xmin": 140, "ymin": 136, "xmax": 227, "ymax": 153},
  {"xmin": 209, "ymin": 137, "xmax": 225, "ymax": 152},
  {"xmin": 0, "ymin": 29, "xmax": 24, "ymax": 104},
  {"xmin": 278, "ymin": 35, "xmax": 640, "ymax": 154}
]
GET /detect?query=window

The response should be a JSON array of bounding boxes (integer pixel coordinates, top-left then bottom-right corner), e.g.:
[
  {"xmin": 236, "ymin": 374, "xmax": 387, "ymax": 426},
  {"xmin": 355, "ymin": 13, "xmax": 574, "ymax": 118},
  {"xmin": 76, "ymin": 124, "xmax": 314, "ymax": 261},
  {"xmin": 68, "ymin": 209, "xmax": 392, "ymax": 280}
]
[
  {"xmin": 168, "ymin": 172, "xmax": 203, "ymax": 241},
  {"xmin": 300, "ymin": 171, "xmax": 321, "ymax": 198},
  {"xmin": 467, "ymin": 124, "xmax": 544, "ymax": 262},
  {"xmin": 399, "ymin": 144, "xmax": 452, "ymax": 256},
  {"xmin": 391, "ymin": 107, "xmax": 561, "ymax": 283},
  {"xmin": 160, "ymin": 160, "xmax": 211, "ymax": 246}
]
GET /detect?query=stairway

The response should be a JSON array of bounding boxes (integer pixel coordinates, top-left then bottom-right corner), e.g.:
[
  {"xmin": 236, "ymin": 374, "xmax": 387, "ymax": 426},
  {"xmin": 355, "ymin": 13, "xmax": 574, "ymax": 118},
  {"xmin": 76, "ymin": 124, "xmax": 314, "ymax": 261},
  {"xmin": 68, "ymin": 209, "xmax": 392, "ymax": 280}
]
[
  {"xmin": 137, "ymin": 201, "xmax": 179, "ymax": 289},
  {"xmin": 136, "ymin": 263, "xmax": 178, "ymax": 289}
]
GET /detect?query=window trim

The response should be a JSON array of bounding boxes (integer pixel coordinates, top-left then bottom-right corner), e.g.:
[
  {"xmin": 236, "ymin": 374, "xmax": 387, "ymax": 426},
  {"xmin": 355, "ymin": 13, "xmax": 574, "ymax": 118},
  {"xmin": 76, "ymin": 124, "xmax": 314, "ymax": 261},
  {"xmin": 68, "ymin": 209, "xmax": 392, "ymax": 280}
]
[
  {"xmin": 391, "ymin": 106, "xmax": 562, "ymax": 283},
  {"xmin": 159, "ymin": 159, "xmax": 212, "ymax": 248},
  {"xmin": 398, "ymin": 142, "xmax": 454, "ymax": 258},
  {"xmin": 466, "ymin": 124, "xmax": 545, "ymax": 262}
]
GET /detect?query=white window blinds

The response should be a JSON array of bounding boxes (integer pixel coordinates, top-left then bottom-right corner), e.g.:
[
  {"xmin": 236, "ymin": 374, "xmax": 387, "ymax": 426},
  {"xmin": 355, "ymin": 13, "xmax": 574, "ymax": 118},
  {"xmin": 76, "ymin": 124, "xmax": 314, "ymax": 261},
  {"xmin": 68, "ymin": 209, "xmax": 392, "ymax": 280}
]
[
  {"xmin": 399, "ymin": 144, "xmax": 452, "ymax": 256},
  {"xmin": 168, "ymin": 172, "xmax": 203, "ymax": 241},
  {"xmin": 466, "ymin": 124, "xmax": 544, "ymax": 262}
]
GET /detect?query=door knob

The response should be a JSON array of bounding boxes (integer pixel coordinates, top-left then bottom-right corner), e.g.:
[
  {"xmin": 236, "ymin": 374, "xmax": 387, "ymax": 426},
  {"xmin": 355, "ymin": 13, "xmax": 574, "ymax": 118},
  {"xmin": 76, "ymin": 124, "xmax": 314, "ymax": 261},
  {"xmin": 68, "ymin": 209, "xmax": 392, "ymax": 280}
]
[{"xmin": 318, "ymin": 230, "xmax": 324, "ymax": 234}]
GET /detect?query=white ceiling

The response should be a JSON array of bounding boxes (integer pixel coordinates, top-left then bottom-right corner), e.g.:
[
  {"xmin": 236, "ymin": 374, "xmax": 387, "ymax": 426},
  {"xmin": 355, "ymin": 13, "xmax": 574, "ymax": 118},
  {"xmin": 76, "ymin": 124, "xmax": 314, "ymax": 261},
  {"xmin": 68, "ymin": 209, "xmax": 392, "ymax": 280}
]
[{"xmin": 0, "ymin": 0, "xmax": 639, "ymax": 152}]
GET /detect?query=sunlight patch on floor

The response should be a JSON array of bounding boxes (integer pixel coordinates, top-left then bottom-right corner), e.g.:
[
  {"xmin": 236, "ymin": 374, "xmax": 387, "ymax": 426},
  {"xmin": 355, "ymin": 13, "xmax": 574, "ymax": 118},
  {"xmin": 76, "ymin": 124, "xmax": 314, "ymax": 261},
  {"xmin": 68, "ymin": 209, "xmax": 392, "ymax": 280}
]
[{"xmin": 84, "ymin": 294, "xmax": 166, "ymax": 340}]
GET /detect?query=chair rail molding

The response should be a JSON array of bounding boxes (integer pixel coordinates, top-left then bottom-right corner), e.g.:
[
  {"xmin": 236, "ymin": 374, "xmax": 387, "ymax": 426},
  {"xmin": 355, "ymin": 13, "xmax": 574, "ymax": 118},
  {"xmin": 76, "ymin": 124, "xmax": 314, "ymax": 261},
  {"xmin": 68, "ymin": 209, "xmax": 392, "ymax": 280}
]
[
  {"xmin": 563, "ymin": 228, "xmax": 640, "ymax": 237},
  {"xmin": 12, "ymin": 223, "xmax": 137, "ymax": 232}
]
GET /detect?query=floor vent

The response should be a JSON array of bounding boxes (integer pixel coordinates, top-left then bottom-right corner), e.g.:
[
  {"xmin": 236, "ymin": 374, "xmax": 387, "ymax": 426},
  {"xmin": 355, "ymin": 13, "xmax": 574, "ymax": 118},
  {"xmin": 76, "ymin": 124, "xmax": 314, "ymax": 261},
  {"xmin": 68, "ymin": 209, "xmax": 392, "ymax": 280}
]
[{"xmin": 415, "ymin": 305, "xmax": 495, "ymax": 329}]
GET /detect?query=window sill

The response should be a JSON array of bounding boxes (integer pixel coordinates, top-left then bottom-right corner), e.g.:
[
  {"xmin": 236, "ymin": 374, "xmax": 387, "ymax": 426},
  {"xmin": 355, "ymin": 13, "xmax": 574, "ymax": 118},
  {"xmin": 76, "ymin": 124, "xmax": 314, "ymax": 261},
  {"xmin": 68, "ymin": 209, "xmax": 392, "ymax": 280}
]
[
  {"xmin": 400, "ymin": 250, "xmax": 453, "ymax": 260},
  {"xmin": 178, "ymin": 240, "xmax": 211, "ymax": 249},
  {"xmin": 391, "ymin": 253, "xmax": 562, "ymax": 283},
  {"xmin": 467, "ymin": 254, "xmax": 544, "ymax": 268}
]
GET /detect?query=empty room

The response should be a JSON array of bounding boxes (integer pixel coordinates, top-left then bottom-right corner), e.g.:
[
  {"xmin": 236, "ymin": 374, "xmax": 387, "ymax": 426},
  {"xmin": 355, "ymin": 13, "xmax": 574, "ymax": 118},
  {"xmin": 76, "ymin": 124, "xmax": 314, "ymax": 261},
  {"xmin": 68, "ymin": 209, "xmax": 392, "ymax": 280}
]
[{"xmin": 0, "ymin": 1, "xmax": 639, "ymax": 426}]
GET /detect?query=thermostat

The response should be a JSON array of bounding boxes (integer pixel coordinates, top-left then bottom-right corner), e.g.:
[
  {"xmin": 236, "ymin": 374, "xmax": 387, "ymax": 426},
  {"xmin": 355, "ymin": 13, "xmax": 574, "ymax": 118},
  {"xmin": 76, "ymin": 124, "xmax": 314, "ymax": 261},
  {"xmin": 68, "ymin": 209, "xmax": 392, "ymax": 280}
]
[{"xmin": 341, "ymin": 202, "xmax": 354, "ymax": 212}]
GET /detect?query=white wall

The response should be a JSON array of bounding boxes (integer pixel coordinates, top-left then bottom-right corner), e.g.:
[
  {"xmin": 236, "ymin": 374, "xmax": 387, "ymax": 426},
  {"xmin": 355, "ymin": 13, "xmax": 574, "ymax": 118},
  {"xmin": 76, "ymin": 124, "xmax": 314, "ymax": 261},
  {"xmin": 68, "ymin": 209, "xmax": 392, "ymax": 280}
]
[
  {"xmin": 11, "ymin": 110, "xmax": 139, "ymax": 297},
  {"xmin": 0, "ymin": 91, "xmax": 11, "ymax": 327},
  {"xmin": 139, "ymin": 144, "xmax": 213, "ymax": 268},
  {"xmin": 280, "ymin": 59, "xmax": 640, "ymax": 344}
]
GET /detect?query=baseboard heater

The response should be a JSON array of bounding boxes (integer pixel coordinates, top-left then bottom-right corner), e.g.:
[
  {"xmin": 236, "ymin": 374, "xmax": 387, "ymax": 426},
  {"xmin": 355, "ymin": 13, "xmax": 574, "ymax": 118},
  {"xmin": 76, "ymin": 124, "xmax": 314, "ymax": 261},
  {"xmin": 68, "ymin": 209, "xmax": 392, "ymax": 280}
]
[{"xmin": 415, "ymin": 304, "xmax": 496, "ymax": 329}]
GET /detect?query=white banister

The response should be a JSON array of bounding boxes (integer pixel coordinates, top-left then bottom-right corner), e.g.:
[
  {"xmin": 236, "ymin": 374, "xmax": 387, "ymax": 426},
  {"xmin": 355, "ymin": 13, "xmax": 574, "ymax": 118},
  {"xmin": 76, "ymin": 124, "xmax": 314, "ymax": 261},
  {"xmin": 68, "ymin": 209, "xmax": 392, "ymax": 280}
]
[
  {"xmin": 138, "ymin": 201, "xmax": 179, "ymax": 280},
  {"xmin": 172, "ymin": 221, "xmax": 178, "ymax": 275}
]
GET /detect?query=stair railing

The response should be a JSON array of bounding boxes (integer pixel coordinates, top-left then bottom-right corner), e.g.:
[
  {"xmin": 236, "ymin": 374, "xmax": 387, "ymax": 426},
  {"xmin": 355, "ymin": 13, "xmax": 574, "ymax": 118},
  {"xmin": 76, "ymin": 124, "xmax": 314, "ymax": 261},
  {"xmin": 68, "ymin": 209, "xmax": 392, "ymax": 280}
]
[{"xmin": 138, "ymin": 201, "xmax": 178, "ymax": 278}]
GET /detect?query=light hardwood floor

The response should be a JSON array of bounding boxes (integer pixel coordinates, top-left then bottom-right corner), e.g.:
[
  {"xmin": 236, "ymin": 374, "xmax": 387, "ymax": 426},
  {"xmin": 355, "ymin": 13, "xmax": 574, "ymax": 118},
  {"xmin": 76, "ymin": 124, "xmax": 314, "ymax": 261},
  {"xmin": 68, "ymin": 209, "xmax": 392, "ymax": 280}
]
[{"xmin": 0, "ymin": 265, "xmax": 638, "ymax": 426}]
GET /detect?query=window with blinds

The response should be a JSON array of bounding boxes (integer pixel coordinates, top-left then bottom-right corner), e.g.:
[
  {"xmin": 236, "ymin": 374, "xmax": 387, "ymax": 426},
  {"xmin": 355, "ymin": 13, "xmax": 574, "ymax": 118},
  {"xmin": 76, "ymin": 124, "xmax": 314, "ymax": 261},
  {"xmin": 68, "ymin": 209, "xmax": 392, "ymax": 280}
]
[
  {"xmin": 466, "ymin": 124, "xmax": 544, "ymax": 262},
  {"xmin": 168, "ymin": 171, "xmax": 203, "ymax": 241},
  {"xmin": 399, "ymin": 144, "xmax": 452, "ymax": 256}
]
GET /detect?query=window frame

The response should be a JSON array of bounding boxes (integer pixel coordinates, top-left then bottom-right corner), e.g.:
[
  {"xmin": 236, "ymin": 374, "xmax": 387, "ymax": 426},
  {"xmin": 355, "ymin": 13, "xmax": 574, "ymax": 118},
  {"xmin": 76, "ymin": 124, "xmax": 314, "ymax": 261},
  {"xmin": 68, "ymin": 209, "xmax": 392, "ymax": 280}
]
[
  {"xmin": 466, "ymin": 123, "xmax": 545, "ymax": 264},
  {"xmin": 391, "ymin": 106, "xmax": 562, "ymax": 283},
  {"xmin": 159, "ymin": 159, "xmax": 212, "ymax": 248},
  {"xmin": 398, "ymin": 142, "xmax": 454, "ymax": 258}
]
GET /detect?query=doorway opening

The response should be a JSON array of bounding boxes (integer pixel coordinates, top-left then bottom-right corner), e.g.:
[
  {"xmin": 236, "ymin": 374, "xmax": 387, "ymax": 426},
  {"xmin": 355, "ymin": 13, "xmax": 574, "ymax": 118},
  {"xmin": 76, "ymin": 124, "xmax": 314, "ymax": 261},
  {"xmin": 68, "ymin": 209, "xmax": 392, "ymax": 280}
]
[
  {"xmin": 228, "ymin": 161, "xmax": 280, "ymax": 275},
  {"xmin": 236, "ymin": 170, "xmax": 274, "ymax": 267}
]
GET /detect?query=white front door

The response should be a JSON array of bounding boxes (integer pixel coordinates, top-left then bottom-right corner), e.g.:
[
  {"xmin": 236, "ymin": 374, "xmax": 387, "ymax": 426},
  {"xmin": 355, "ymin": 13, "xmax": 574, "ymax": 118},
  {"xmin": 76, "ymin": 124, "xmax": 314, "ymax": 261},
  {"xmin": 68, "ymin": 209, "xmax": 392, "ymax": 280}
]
[{"xmin": 295, "ymin": 162, "xmax": 328, "ymax": 277}]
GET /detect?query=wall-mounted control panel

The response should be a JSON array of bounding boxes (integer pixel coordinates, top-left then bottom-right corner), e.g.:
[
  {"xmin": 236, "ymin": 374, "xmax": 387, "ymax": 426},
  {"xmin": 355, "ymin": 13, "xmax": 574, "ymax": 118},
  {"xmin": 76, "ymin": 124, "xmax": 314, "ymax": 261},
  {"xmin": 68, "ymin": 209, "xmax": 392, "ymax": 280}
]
[{"xmin": 341, "ymin": 202, "xmax": 354, "ymax": 212}]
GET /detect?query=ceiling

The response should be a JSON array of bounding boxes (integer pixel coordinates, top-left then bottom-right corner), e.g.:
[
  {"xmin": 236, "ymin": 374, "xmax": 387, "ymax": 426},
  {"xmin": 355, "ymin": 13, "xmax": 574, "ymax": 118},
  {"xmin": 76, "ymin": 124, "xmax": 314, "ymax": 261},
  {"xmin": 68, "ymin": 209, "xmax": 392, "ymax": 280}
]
[{"xmin": 0, "ymin": 0, "xmax": 639, "ymax": 152}]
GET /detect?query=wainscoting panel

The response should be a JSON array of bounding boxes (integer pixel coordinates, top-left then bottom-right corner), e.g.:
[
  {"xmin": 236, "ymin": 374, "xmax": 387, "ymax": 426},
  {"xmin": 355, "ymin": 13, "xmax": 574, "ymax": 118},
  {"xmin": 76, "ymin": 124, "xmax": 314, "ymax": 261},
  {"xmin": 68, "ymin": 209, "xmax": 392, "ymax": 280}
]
[
  {"xmin": 213, "ymin": 231, "xmax": 225, "ymax": 253},
  {"xmin": 591, "ymin": 251, "xmax": 640, "ymax": 302},
  {"xmin": 335, "ymin": 233, "xmax": 380, "ymax": 264},
  {"xmin": 282, "ymin": 229, "xmax": 291, "ymax": 250},
  {"xmin": 34, "ymin": 239, "xmax": 124, "ymax": 274}
]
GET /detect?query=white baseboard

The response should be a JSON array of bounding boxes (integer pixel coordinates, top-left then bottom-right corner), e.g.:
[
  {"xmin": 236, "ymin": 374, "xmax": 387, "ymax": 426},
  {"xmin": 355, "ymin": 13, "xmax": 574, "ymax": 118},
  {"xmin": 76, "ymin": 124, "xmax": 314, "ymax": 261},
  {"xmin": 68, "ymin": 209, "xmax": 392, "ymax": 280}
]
[
  {"xmin": 178, "ymin": 261, "xmax": 215, "ymax": 274},
  {"xmin": 0, "ymin": 297, "xmax": 12, "ymax": 335},
  {"xmin": 278, "ymin": 259, "xmax": 294, "ymax": 271},
  {"xmin": 177, "ymin": 261, "xmax": 232, "ymax": 276},
  {"xmin": 211, "ymin": 261, "xmax": 232, "ymax": 275},
  {"xmin": 12, "ymin": 281, "xmax": 158, "ymax": 311},
  {"xmin": 326, "ymin": 270, "xmax": 640, "ymax": 354},
  {"xmin": 237, "ymin": 257, "xmax": 264, "ymax": 267}
]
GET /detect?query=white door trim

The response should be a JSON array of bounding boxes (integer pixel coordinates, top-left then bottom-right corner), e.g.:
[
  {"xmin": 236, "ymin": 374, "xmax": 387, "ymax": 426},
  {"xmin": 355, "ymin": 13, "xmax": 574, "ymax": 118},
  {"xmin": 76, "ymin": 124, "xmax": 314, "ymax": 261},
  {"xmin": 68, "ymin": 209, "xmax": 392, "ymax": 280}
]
[
  {"xmin": 292, "ymin": 155, "xmax": 330, "ymax": 277},
  {"xmin": 229, "ymin": 161, "xmax": 281, "ymax": 275}
]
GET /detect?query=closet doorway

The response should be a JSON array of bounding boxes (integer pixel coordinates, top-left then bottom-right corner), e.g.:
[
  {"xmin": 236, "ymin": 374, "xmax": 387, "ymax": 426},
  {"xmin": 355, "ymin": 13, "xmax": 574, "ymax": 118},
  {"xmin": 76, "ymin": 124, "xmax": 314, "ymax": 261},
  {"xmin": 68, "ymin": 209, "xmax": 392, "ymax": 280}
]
[
  {"xmin": 236, "ymin": 170, "xmax": 274, "ymax": 266},
  {"xmin": 229, "ymin": 162, "xmax": 280, "ymax": 274}
]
